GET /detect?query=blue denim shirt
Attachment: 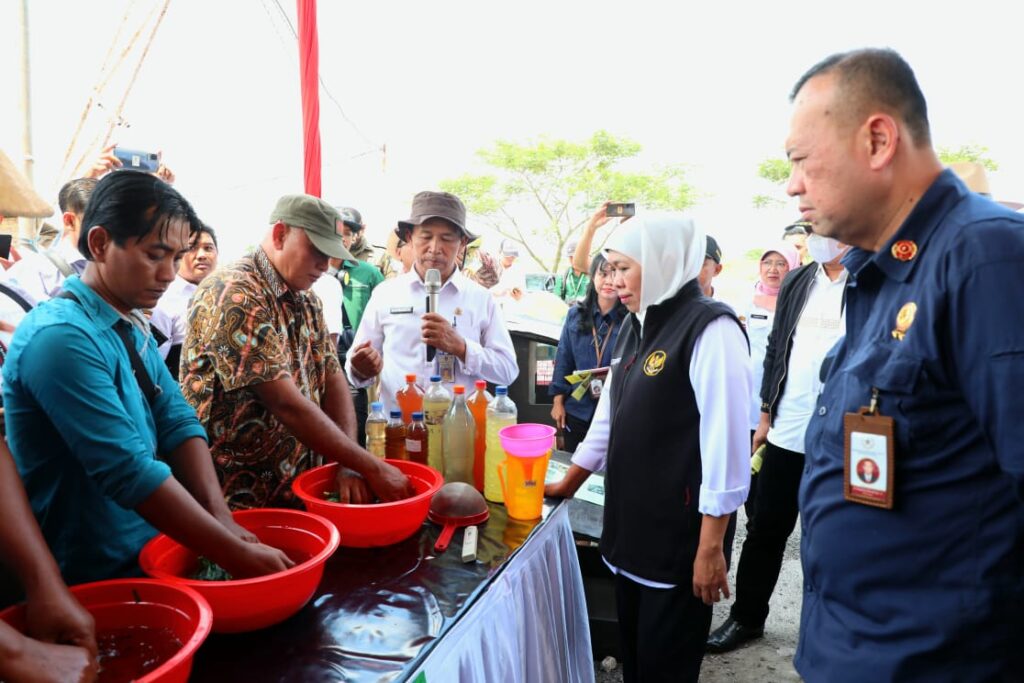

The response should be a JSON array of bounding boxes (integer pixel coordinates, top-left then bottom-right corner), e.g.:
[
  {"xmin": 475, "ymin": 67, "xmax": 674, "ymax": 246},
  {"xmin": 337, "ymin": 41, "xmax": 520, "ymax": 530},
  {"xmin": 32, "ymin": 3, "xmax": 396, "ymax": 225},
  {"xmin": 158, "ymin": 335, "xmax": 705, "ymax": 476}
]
[
  {"xmin": 3, "ymin": 276, "xmax": 208, "ymax": 585},
  {"xmin": 796, "ymin": 171, "xmax": 1024, "ymax": 681},
  {"xmin": 549, "ymin": 304, "xmax": 624, "ymax": 422}
]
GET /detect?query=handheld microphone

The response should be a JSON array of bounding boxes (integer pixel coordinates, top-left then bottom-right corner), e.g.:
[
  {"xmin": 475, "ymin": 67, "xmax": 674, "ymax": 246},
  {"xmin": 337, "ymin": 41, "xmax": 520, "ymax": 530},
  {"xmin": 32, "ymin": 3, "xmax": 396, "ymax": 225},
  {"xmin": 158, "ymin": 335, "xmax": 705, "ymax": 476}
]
[{"xmin": 424, "ymin": 268, "xmax": 442, "ymax": 362}]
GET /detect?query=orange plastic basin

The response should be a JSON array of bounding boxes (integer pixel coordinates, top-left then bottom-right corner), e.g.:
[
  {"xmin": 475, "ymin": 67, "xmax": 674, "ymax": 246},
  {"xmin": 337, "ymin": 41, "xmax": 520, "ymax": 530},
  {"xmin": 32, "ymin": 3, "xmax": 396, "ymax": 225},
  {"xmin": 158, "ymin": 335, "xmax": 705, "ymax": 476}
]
[
  {"xmin": 0, "ymin": 578, "xmax": 212, "ymax": 683},
  {"xmin": 291, "ymin": 459, "xmax": 443, "ymax": 547},
  {"xmin": 138, "ymin": 508, "xmax": 339, "ymax": 633}
]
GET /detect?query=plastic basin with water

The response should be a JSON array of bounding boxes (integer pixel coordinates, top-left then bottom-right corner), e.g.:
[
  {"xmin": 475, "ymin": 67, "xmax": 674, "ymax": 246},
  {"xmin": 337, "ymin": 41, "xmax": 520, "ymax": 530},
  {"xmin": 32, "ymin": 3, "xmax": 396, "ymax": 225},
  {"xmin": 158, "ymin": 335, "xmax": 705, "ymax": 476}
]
[
  {"xmin": 291, "ymin": 459, "xmax": 443, "ymax": 547},
  {"xmin": 0, "ymin": 578, "xmax": 212, "ymax": 683},
  {"xmin": 138, "ymin": 508, "xmax": 339, "ymax": 633}
]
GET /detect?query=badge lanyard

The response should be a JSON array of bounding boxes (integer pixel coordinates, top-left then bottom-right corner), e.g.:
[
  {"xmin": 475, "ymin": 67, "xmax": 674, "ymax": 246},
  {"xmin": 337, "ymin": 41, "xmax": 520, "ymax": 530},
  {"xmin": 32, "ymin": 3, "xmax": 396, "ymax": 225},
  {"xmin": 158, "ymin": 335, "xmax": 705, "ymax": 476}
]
[
  {"xmin": 565, "ymin": 271, "xmax": 586, "ymax": 299},
  {"xmin": 843, "ymin": 387, "xmax": 895, "ymax": 509},
  {"xmin": 592, "ymin": 320, "xmax": 615, "ymax": 366}
]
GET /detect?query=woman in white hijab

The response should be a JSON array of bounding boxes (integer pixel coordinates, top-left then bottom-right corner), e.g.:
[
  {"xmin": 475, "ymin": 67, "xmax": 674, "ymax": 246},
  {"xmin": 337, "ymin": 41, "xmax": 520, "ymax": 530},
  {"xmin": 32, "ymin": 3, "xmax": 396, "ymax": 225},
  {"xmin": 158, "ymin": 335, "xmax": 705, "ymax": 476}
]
[{"xmin": 546, "ymin": 213, "xmax": 752, "ymax": 682}]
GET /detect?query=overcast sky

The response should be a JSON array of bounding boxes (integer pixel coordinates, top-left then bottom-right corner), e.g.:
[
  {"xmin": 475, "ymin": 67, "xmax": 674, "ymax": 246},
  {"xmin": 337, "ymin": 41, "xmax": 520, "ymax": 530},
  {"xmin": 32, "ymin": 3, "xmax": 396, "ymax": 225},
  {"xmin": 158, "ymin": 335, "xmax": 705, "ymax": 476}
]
[{"xmin": 2, "ymin": 0, "xmax": 1021, "ymax": 270}]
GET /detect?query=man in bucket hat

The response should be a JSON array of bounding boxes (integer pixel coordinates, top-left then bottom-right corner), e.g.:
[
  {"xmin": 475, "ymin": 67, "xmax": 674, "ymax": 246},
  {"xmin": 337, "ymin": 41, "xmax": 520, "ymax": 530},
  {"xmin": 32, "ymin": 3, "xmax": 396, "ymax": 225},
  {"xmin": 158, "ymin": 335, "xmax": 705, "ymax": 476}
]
[
  {"xmin": 181, "ymin": 193, "xmax": 412, "ymax": 507},
  {"xmin": 345, "ymin": 191, "xmax": 518, "ymax": 417}
]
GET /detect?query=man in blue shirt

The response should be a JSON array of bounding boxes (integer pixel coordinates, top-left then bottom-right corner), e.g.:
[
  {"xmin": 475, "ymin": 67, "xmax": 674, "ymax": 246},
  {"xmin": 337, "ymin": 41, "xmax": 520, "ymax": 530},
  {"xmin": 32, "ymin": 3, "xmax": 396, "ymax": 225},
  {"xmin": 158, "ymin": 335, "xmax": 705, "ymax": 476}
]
[
  {"xmin": 786, "ymin": 49, "xmax": 1024, "ymax": 681},
  {"xmin": 3, "ymin": 170, "xmax": 292, "ymax": 586}
]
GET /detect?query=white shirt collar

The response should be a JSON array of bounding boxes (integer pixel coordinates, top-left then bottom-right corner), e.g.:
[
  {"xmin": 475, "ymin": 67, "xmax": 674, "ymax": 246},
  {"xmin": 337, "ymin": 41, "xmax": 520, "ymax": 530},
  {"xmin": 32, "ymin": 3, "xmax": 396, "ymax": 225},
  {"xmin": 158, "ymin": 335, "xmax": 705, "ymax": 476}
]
[{"xmin": 403, "ymin": 267, "xmax": 467, "ymax": 293}]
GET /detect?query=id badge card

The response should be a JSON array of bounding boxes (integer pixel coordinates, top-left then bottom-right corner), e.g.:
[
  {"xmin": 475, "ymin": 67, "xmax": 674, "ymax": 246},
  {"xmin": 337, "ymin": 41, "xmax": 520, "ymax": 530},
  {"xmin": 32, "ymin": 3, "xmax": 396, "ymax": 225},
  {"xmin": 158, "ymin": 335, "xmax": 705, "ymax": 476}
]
[
  {"xmin": 843, "ymin": 407, "xmax": 895, "ymax": 509},
  {"xmin": 436, "ymin": 351, "xmax": 456, "ymax": 384},
  {"xmin": 589, "ymin": 377, "xmax": 604, "ymax": 399}
]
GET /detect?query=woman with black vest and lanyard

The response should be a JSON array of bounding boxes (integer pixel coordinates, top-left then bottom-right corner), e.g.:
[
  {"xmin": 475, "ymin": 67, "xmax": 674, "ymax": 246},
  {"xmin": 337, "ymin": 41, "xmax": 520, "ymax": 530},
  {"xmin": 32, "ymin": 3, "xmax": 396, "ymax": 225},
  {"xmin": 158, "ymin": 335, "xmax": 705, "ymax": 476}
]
[{"xmin": 546, "ymin": 213, "xmax": 751, "ymax": 682}]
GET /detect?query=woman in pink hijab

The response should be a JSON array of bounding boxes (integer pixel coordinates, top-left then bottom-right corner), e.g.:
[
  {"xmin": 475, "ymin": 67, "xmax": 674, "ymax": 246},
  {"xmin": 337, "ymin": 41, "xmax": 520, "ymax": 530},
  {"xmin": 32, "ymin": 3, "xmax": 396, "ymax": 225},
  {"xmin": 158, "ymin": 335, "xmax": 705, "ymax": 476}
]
[{"xmin": 744, "ymin": 244, "xmax": 800, "ymax": 432}]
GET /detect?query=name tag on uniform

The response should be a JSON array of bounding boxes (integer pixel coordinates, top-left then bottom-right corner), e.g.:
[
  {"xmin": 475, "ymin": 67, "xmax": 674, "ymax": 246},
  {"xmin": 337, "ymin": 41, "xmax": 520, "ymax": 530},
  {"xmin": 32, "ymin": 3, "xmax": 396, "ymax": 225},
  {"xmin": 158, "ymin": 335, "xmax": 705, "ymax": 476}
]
[
  {"xmin": 843, "ymin": 398, "xmax": 895, "ymax": 509},
  {"xmin": 750, "ymin": 314, "xmax": 768, "ymax": 320},
  {"xmin": 390, "ymin": 306, "xmax": 414, "ymax": 315},
  {"xmin": 437, "ymin": 351, "xmax": 456, "ymax": 383}
]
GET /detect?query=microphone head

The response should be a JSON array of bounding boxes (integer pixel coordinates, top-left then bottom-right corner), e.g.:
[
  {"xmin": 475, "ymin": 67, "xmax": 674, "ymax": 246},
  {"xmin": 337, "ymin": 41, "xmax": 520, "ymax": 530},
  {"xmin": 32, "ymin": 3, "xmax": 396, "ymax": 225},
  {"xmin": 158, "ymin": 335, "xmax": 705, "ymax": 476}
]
[{"xmin": 425, "ymin": 268, "xmax": 442, "ymax": 292}]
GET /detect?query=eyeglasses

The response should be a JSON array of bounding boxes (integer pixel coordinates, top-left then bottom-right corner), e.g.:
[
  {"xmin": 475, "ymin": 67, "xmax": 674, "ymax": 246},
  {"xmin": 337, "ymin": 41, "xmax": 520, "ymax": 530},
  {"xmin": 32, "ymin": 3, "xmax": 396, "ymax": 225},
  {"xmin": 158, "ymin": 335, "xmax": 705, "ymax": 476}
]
[{"xmin": 761, "ymin": 259, "xmax": 788, "ymax": 270}]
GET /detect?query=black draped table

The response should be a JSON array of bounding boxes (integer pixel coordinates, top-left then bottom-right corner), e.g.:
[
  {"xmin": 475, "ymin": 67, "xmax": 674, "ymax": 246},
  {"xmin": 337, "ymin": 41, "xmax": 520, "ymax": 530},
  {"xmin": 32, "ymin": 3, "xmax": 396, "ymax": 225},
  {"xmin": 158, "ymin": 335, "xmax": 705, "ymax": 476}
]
[{"xmin": 189, "ymin": 497, "xmax": 594, "ymax": 682}]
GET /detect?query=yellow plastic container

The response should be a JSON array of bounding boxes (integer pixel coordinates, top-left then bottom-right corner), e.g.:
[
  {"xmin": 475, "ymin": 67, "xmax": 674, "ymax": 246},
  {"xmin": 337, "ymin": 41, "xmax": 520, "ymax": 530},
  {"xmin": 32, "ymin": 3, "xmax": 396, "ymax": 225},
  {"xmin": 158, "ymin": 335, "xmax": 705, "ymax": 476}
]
[{"xmin": 497, "ymin": 450, "xmax": 550, "ymax": 521}]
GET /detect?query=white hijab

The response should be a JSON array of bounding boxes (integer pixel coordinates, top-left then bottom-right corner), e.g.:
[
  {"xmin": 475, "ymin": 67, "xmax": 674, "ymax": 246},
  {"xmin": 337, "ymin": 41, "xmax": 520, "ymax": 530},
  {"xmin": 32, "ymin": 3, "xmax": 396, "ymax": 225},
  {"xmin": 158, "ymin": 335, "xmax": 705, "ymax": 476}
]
[{"xmin": 604, "ymin": 212, "xmax": 706, "ymax": 319}]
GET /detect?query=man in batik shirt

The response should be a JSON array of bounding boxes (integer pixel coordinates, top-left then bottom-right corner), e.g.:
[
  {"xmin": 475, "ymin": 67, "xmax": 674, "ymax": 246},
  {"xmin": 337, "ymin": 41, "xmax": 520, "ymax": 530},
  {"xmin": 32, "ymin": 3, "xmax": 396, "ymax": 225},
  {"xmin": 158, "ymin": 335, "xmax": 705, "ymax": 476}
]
[{"xmin": 181, "ymin": 194, "xmax": 411, "ymax": 508}]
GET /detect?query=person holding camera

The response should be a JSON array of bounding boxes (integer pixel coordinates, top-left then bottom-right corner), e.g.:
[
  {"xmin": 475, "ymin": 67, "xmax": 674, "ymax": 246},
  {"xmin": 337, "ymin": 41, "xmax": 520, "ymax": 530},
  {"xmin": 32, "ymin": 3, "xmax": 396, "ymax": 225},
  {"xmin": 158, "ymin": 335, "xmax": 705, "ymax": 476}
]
[{"xmin": 548, "ymin": 254, "xmax": 626, "ymax": 451}]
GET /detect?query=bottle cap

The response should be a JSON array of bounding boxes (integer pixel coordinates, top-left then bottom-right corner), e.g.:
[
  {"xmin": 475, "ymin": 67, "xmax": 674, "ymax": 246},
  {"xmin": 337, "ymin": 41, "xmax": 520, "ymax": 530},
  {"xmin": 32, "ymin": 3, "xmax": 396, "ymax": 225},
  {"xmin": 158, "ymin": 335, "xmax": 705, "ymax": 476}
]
[
  {"xmin": 412, "ymin": 411, "xmax": 424, "ymax": 420},
  {"xmin": 496, "ymin": 386, "xmax": 508, "ymax": 395},
  {"xmin": 405, "ymin": 374, "xmax": 417, "ymax": 382},
  {"xmin": 475, "ymin": 379, "xmax": 487, "ymax": 389},
  {"xmin": 430, "ymin": 375, "xmax": 442, "ymax": 382},
  {"xmin": 390, "ymin": 409, "xmax": 402, "ymax": 418},
  {"xmin": 453, "ymin": 385, "xmax": 465, "ymax": 394},
  {"xmin": 371, "ymin": 401, "xmax": 384, "ymax": 410}
]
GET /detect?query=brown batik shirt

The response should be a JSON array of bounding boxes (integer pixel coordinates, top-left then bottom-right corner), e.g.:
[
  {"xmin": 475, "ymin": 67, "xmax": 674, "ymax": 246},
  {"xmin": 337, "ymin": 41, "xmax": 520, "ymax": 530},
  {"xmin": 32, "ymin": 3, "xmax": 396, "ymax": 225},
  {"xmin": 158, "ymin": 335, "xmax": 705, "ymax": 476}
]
[{"xmin": 181, "ymin": 247, "xmax": 340, "ymax": 509}]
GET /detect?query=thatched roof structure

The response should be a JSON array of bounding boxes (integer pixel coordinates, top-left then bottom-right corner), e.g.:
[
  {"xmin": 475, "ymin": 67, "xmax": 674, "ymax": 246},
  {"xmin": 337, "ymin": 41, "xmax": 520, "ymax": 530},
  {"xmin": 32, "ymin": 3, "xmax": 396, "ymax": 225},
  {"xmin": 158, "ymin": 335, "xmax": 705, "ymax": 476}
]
[{"xmin": 0, "ymin": 149, "xmax": 53, "ymax": 218}]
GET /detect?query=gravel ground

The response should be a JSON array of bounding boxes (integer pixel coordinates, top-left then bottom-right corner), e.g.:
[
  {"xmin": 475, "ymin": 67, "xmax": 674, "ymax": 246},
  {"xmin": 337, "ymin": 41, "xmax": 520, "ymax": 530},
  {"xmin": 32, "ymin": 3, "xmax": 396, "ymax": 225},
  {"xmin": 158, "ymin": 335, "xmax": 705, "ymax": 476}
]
[{"xmin": 592, "ymin": 507, "xmax": 803, "ymax": 682}]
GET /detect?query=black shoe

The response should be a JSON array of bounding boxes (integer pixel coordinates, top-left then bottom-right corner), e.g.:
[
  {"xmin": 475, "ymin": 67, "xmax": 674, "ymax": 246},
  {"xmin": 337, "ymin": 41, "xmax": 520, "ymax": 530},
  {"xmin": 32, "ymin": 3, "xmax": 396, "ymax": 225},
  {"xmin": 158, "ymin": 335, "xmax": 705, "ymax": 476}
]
[{"xmin": 705, "ymin": 617, "xmax": 764, "ymax": 653}]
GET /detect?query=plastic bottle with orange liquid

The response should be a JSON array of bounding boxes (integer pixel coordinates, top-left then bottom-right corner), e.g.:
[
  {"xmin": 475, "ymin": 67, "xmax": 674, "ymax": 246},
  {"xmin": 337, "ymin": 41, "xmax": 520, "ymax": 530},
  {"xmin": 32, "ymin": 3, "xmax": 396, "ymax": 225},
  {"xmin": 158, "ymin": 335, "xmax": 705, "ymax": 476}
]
[
  {"xmin": 395, "ymin": 374, "xmax": 424, "ymax": 424},
  {"xmin": 467, "ymin": 380, "xmax": 492, "ymax": 492}
]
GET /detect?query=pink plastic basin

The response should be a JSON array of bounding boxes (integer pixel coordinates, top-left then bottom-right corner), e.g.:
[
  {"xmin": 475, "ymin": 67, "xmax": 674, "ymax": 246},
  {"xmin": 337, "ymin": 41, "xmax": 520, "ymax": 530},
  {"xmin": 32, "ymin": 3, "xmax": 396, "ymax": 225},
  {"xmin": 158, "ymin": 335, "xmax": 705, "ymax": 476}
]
[
  {"xmin": 0, "ymin": 578, "xmax": 212, "ymax": 683},
  {"xmin": 291, "ymin": 459, "xmax": 443, "ymax": 547},
  {"xmin": 499, "ymin": 423, "xmax": 556, "ymax": 458},
  {"xmin": 138, "ymin": 508, "xmax": 339, "ymax": 633}
]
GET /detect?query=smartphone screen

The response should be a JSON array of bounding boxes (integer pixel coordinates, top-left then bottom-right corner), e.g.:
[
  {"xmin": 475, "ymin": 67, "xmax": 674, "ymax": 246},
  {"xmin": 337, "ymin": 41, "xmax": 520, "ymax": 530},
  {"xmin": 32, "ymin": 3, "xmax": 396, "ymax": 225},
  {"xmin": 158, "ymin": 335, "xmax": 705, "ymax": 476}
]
[
  {"xmin": 0, "ymin": 234, "xmax": 12, "ymax": 260},
  {"xmin": 606, "ymin": 202, "xmax": 636, "ymax": 218}
]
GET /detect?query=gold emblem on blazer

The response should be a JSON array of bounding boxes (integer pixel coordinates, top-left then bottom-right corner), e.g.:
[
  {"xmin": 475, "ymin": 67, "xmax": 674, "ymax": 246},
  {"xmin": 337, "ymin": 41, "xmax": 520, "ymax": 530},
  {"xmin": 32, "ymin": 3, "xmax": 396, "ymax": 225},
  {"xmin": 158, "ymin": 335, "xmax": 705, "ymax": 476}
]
[
  {"xmin": 892, "ymin": 302, "xmax": 917, "ymax": 341},
  {"xmin": 643, "ymin": 350, "xmax": 667, "ymax": 376}
]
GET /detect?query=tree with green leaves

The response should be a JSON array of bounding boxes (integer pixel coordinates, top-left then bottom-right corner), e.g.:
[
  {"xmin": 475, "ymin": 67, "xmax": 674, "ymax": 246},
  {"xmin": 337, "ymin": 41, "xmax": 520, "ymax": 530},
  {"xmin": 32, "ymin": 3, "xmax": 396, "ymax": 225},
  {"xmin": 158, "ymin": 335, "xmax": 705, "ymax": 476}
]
[
  {"xmin": 439, "ymin": 130, "xmax": 698, "ymax": 273},
  {"xmin": 937, "ymin": 144, "xmax": 998, "ymax": 171},
  {"xmin": 752, "ymin": 157, "xmax": 792, "ymax": 209}
]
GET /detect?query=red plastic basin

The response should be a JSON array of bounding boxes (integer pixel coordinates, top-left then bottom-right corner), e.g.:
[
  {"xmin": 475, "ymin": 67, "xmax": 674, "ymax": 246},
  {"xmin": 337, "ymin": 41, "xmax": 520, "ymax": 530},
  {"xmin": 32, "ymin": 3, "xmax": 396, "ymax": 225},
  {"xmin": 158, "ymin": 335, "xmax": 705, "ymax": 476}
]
[
  {"xmin": 291, "ymin": 459, "xmax": 443, "ymax": 547},
  {"xmin": 138, "ymin": 508, "xmax": 339, "ymax": 633},
  {"xmin": 0, "ymin": 578, "xmax": 212, "ymax": 683}
]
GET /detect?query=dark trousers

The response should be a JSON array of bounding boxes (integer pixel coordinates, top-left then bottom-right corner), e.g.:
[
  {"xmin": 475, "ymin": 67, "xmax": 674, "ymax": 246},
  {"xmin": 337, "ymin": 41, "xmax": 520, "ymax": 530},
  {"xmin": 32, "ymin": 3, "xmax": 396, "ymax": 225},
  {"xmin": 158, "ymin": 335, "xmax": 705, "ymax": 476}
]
[
  {"xmin": 730, "ymin": 439, "xmax": 804, "ymax": 628},
  {"xmin": 615, "ymin": 573, "xmax": 712, "ymax": 683},
  {"xmin": 562, "ymin": 413, "xmax": 591, "ymax": 452}
]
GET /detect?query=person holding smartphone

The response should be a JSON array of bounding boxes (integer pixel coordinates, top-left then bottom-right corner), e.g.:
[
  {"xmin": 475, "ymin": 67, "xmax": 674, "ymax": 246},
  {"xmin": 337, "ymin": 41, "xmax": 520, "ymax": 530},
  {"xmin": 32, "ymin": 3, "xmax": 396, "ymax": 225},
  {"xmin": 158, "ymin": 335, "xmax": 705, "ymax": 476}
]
[{"xmin": 548, "ymin": 254, "xmax": 625, "ymax": 451}]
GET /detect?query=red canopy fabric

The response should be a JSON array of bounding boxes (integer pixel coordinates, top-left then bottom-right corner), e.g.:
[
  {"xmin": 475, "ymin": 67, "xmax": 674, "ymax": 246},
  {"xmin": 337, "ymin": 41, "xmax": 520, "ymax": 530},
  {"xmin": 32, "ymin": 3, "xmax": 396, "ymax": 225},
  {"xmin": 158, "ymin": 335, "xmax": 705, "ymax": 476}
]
[{"xmin": 296, "ymin": 0, "xmax": 321, "ymax": 197}]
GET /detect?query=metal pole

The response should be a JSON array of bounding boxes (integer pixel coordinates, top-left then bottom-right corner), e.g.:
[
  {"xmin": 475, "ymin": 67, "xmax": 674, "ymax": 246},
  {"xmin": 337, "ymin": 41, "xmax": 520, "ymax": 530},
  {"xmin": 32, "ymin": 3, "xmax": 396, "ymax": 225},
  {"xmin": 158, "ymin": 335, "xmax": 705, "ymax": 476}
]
[
  {"xmin": 18, "ymin": 0, "xmax": 38, "ymax": 244},
  {"xmin": 18, "ymin": 0, "xmax": 33, "ymax": 185}
]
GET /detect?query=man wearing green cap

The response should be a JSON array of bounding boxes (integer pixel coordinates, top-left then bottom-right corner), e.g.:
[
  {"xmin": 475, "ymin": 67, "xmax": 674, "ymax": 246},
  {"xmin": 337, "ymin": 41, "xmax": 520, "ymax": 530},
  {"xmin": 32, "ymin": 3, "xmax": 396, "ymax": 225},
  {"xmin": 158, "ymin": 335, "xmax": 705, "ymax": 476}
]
[{"xmin": 181, "ymin": 194, "xmax": 412, "ymax": 507}]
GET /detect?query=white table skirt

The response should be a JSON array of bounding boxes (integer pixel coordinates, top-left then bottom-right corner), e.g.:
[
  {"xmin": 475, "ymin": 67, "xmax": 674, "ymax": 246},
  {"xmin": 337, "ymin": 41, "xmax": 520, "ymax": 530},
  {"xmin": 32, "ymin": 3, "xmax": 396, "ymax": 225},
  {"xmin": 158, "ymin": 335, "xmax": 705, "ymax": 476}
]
[{"xmin": 409, "ymin": 502, "xmax": 595, "ymax": 682}]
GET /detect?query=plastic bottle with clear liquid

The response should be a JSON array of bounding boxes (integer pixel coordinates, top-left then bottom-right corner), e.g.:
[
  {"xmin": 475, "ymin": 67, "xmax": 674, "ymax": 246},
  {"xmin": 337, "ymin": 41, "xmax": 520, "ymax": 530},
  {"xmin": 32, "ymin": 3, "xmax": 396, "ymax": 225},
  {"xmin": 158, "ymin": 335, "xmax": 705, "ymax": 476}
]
[
  {"xmin": 484, "ymin": 386, "xmax": 518, "ymax": 502},
  {"xmin": 443, "ymin": 385, "xmax": 475, "ymax": 485},
  {"xmin": 422, "ymin": 375, "xmax": 451, "ymax": 474},
  {"xmin": 405, "ymin": 412, "xmax": 428, "ymax": 465},
  {"xmin": 366, "ymin": 401, "xmax": 387, "ymax": 458},
  {"xmin": 467, "ymin": 380, "xmax": 492, "ymax": 492},
  {"xmin": 395, "ymin": 374, "xmax": 424, "ymax": 424},
  {"xmin": 385, "ymin": 409, "xmax": 407, "ymax": 460}
]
